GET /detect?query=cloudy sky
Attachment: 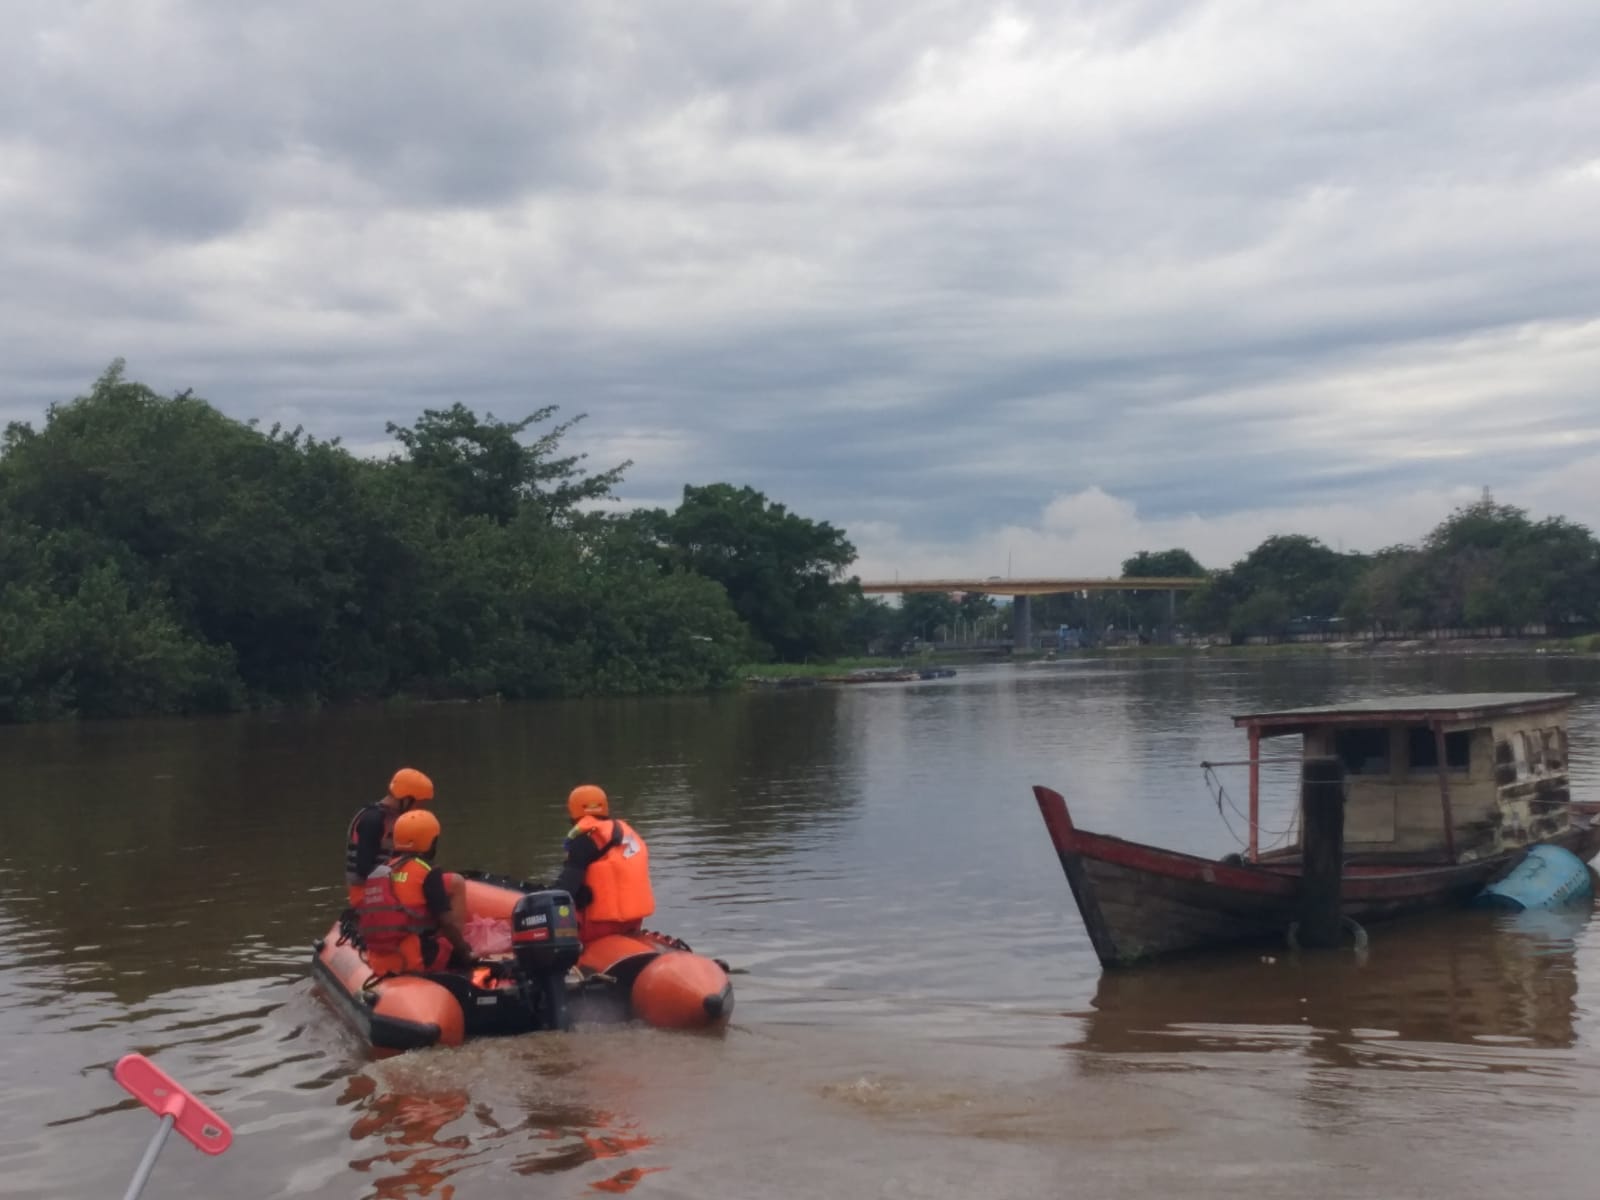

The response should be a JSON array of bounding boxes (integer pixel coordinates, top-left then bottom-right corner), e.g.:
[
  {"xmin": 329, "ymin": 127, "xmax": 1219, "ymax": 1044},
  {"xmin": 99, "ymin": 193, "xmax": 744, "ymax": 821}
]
[{"xmin": 4, "ymin": 1, "xmax": 1599, "ymax": 580}]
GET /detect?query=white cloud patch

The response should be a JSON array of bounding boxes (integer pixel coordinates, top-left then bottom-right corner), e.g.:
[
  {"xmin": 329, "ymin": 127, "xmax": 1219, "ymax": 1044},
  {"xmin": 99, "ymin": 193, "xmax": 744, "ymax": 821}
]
[{"xmin": 2, "ymin": 0, "xmax": 1599, "ymax": 549}]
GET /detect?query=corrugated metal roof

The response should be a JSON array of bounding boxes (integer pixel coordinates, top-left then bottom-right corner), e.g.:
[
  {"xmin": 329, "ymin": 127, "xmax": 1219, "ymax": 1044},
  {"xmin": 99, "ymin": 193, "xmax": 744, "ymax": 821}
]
[{"xmin": 1234, "ymin": 692, "xmax": 1575, "ymax": 730}]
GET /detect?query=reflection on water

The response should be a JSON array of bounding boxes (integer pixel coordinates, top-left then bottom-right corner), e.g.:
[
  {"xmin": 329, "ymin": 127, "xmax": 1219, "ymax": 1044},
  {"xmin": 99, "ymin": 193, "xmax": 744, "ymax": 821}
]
[
  {"xmin": 1077, "ymin": 905, "xmax": 1590, "ymax": 1068},
  {"xmin": 6, "ymin": 654, "xmax": 1600, "ymax": 1196},
  {"xmin": 340, "ymin": 1052, "xmax": 663, "ymax": 1197},
  {"xmin": 0, "ymin": 689, "xmax": 868, "ymax": 1005}
]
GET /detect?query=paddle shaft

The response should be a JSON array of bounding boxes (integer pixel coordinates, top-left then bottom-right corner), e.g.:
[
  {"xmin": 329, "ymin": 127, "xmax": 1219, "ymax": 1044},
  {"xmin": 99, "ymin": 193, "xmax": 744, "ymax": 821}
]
[{"xmin": 121, "ymin": 1113, "xmax": 175, "ymax": 1200}]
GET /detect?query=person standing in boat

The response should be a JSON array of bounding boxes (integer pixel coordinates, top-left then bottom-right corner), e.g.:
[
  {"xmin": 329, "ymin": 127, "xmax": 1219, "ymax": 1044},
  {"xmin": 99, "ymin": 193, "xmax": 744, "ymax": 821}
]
[
  {"xmin": 357, "ymin": 808, "xmax": 475, "ymax": 976},
  {"xmin": 553, "ymin": 784, "xmax": 656, "ymax": 942},
  {"xmin": 345, "ymin": 767, "xmax": 436, "ymax": 907}
]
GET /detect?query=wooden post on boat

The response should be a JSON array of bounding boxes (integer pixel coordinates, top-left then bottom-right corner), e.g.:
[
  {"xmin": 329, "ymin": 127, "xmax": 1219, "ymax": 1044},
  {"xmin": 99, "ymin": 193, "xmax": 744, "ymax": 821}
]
[
  {"xmin": 1432, "ymin": 721, "xmax": 1457, "ymax": 861},
  {"xmin": 1247, "ymin": 725, "xmax": 1262, "ymax": 862},
  {"xmin": 1298, "ymin": 757, "xmax": 1347, "ymax": 949}
]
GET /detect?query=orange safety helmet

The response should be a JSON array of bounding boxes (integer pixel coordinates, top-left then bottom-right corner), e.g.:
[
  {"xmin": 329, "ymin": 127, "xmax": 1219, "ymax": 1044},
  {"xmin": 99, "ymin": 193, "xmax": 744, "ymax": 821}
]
[
  {"xmin": 393, "ymin": 809, "xmax": 442, "ymax": 855},
  {"xmin": 567, "ymin": 784, "xmax": 609, "ymax": 822},
  {"xmin": 388, "ymin": 767, "xmax": 435, "ymax": 808}
]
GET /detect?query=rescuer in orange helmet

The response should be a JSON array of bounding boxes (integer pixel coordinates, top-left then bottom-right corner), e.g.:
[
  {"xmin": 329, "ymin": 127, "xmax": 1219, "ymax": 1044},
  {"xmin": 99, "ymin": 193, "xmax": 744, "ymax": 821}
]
[
  {"xmin": 345, "ymin": 767, "xmax": 436, "ymax": 907},
  {"xmin": 552, "ymin": 784, "xmax": 656, "ymax": 942},
  {"xmin": 356, "ymin": 808, "xmax": 475, "ymax": 976}
]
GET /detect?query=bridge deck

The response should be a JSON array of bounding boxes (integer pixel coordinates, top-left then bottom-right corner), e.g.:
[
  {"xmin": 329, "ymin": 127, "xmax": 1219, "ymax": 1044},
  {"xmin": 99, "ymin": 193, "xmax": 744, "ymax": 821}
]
[{"xmin": 859, "ymin": 576, "xmax": 1207, "ymax": 596}]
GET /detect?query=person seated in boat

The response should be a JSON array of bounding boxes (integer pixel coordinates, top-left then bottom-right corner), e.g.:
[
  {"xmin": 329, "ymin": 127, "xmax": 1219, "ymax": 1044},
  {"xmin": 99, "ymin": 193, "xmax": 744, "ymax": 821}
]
[
  {"xmin": 552, "ymin": 784, "xmax": 656, "ymax": 943},
  {"xmin": 356, "ymin": 809, "xmax": 476, "ymax": 977},
  {"xmin": 345, "ymin": 767, "xmax": 435, "ymax": 908}
]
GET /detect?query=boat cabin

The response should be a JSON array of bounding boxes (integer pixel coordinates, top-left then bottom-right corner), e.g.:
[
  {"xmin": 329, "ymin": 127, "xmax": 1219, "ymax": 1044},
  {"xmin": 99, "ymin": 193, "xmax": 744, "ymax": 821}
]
[{"xmin": 1230, "ymin": 693, "xmax": 1575, "ymax": 864}]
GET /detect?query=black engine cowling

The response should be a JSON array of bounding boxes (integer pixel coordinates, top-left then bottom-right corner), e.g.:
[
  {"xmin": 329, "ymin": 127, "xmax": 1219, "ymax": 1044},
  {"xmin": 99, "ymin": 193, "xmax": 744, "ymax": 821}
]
[{"xmin": 510, "ymin": 889, "xmax": 582, "ymax": 1030}]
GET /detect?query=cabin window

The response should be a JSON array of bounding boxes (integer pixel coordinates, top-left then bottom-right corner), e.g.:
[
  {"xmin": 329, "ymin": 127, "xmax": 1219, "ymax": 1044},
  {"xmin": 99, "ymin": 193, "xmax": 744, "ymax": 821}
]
[
  {"xmin": 1334, "ymin": 727, "xmax": 1391, "ymax": 775},
  {"xmin": 1521, "ymin": 731, "xmax": 1545, "ymax": 775},
  {"xmin": 1542, "ymin": 728, "xmax": 1566, "ymax": 771},
  {"xmin": 1406, "ymin": 726, "xmax": 1472, "ymax": 774}
]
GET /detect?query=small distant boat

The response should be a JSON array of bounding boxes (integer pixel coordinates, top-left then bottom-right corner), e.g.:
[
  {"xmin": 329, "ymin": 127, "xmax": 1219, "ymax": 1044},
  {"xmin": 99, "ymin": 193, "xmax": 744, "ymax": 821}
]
[
  {"xmin": 821, "ymin": 667, "xmax": 921, "ymax": 683},
  {"xmin": 1036, "ymin": 693, "xmax": 1600, "ymax": 967}
]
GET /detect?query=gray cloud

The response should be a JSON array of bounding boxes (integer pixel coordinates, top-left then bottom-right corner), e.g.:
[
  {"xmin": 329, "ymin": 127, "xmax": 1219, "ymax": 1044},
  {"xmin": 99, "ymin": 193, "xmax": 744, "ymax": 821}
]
[{"xmin": 3, "ymin": 1, "xmax": 1599, "ymax": 567}]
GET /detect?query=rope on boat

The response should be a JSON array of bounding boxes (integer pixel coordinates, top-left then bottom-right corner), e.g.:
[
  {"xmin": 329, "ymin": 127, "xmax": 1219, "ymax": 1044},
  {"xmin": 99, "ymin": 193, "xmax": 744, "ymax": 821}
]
[
  {"xmin": 1199, "ymin": 756, "xmax": 1305, "ymax": 769},
  {"xmin": 1285, "ymin": 916, "xmax": 1368, "ymax": 953},
  {"xmin": 1204, "ymin": 764, "xmax": 1299, "ymax": 852},
  {"xmin": 335, "ymin": 907, "xmax": 373, "ymax": 958}
]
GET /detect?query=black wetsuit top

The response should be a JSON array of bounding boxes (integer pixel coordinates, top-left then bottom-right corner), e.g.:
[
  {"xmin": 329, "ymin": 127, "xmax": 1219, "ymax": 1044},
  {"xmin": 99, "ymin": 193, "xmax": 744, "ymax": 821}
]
[{"xmin": 345, "ymin": 804, "xmax": 389, "ymax": 883}]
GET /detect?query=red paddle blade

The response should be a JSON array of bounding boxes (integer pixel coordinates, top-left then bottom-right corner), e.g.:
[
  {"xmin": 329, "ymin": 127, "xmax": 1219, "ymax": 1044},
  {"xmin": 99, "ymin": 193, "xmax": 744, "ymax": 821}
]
[{"xmin": 113, "ymin": 1055, "xmax": 233, "ymax": 1156}]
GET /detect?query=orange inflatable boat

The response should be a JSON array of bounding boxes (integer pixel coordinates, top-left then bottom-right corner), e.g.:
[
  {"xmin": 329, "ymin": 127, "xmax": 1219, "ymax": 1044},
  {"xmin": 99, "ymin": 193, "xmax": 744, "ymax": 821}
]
[{"xmin": 311, "ymin": 873, "xmax": 734, "ymax": 1052}]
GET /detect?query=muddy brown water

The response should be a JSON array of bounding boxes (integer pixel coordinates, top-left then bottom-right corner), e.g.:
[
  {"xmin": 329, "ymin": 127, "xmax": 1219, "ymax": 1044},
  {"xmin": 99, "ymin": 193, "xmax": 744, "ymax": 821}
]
[{"xmin": 5, "ymin": 655, "xmax": 1600, "ymax": 1198}]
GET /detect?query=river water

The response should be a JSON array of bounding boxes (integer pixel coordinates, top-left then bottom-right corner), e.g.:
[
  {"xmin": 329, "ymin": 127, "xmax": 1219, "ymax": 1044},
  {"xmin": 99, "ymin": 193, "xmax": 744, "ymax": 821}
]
[{"xmin": 5, "ymin": 653, "xmax": 1600, "ymax": 1198}]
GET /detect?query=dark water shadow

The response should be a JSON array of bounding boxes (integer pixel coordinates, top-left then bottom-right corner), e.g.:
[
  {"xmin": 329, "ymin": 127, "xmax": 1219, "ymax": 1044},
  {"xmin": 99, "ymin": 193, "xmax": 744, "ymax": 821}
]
[{"xmin": 1071, "ymin": 903, "xmax": 1593, "ymax": 1072}]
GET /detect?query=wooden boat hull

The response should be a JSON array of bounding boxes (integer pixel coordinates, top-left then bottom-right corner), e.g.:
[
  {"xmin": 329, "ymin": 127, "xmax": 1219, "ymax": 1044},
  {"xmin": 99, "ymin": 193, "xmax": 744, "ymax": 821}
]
[{"xmin": 1035, "ymin": 786, "xmax": 1600, "ymax": 967}]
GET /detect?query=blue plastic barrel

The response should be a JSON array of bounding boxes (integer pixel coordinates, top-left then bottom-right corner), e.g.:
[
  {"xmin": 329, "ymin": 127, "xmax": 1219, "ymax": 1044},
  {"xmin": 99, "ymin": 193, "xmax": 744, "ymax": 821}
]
[{"xmin": 1475, "ymin": 845, "xmax": 1595, "ymax": 911}]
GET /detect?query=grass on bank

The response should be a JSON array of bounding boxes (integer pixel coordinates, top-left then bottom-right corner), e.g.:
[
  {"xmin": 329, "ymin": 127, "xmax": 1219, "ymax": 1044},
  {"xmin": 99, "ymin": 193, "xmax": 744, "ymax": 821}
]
[
  {"xmin": 738, "ymin": 657, "xmax": 905, "ymax": 679},
  {"xmin": 1536, "ymin": 633, "xmax": 1600, "ymax": 654},
  {"xmin": 1077, "ymin": 638, "xmax": 1600, "ymax": 658}
]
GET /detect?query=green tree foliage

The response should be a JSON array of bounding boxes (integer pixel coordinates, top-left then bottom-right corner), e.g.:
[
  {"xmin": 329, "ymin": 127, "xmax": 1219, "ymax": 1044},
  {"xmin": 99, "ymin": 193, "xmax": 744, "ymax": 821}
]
[
  {"xmin": 1396, "ymin": 498, "xmax": 1600, "ymax": 629},
  {"xmin": 1121, "ymin": 549, "xmax": 1206, "ymax": 578},
  {"xmin": 1187, "ymin": 497, "xmax": 1600, "ymax": 640},
  {"xmin": 0, "ymin": 364, "xmax": 788, "ymax": 720},
  {"xmin": 1120, "ymin": 548, "xmax": 1208, "ymax": 632},
  {"xmin": 1185, "ymin": 534, "xmax": 1361, "ymax": 640},
  {"xmin": 957, "ymin": 591, "xmax": 998, "ymax": 623},
  {"xmin": 387, "ymin": 403, "xmax": 627, "ymax": 525},
  {"xmin": 1235, "ymin": 535, "xmax": 1355, "ymax": 617},
  {"xmin": 627, "ymin": 483, "xmax": 859, "ymax": 661},
  {"xmin": 896, "ymin": 592, "xmax": 960, "ymax": 645},
  {"xmin": 839, "ymin": 594, "xmax": 897, "ymax": 655},
  {"xmin": 0, "ymin": 553, "xmax": 239, "ymax": 720},
  {"xmin": 1338, "ymin": 546, "xmax": 1426, "ymax": 633}
]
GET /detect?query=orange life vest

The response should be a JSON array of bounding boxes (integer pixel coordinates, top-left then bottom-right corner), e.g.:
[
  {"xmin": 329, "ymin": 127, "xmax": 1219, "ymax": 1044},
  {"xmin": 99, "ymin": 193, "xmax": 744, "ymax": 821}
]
[
  {"xmin": 356, "ymin": 855, "xmax": 436, "ymax": 955},
  {"xmin": 572, "ymin": 816, "xmax": 655, "ymax": 924}
]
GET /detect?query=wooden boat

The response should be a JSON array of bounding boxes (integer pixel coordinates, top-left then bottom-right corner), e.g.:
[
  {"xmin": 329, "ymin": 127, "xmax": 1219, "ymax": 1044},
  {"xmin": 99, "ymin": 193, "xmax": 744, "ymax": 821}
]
[{"xmin": 1036, "ymin": 693, "xmax": 1600, "ymax": 968}]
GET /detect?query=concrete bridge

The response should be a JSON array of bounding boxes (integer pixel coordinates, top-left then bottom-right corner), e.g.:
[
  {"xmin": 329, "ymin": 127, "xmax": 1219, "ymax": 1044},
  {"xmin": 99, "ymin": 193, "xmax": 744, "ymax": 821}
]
[{"xmin": 858, "ymin": 576, "xmax": 1208, "ymax": 652}]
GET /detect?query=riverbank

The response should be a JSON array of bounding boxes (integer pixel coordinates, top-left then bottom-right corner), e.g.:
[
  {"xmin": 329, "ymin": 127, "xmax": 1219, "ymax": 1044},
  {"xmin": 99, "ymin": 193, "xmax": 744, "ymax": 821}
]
[
  {"xmin": 739, "ymin": 658, "xmax": 904, "ymax": 680},
  {"xmin": 744, "ymin": 635, "xmax": 1600, "ymax": 680},
  {"xmin": 1089, "ymin": 635, "xmax": 1600, "ymax": 658}
]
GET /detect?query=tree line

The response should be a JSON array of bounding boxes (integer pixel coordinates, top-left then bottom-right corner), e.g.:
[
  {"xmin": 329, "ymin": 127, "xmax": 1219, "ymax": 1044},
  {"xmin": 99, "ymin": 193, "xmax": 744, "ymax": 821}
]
[
  {"xmin": 1013, "ymin": 501, "xmax": 1600, "ymax": 644},
  {"xmin": 6, "ymin": 367, "xmax": 1596, "ymax": 722},
  {"xmin": 839, "ymin": 507, "xmax": 1600, "ymax": 649},
  {"xmin": 0, "ymin": 365, "xmax": 862, "ymax": 720}
]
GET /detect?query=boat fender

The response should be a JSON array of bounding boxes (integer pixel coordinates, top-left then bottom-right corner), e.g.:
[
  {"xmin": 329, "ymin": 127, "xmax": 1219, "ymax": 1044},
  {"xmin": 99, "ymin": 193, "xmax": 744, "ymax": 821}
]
[
  {"xmin": 1475, "ymin": 845, "xmax": 1595, "ymax": 911},
  {"xmin": 1286, "ymin": 915, "xmax": 1367, "ymax": 953}
]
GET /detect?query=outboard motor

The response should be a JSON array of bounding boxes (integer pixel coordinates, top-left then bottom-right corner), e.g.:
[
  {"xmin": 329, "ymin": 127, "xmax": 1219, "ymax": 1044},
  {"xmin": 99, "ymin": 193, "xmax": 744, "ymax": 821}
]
[{"xmin": 510, "ymin": 889, "xmax": 582, "ymax": 1031}]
